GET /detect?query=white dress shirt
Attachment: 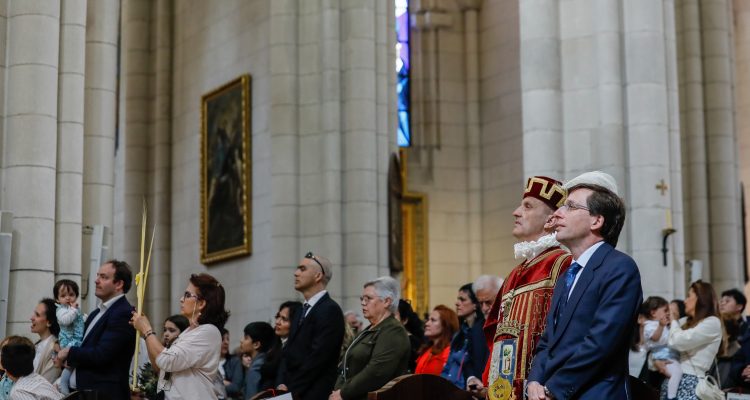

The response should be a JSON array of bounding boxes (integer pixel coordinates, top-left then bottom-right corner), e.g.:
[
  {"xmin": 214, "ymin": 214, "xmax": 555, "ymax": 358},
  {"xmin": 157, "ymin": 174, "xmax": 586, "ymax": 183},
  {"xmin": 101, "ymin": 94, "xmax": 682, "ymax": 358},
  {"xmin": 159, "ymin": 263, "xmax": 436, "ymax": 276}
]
[
  {"xmin": 303, "ymin": 290, "xmax": 328, "ymax": 317},
  {"xmin": 568, "ymin": 241, "xmax": 605, "ymax": 298},
  {"xmin": 9, "ymin": 373, "xmax": 63, "ymax": 400}
]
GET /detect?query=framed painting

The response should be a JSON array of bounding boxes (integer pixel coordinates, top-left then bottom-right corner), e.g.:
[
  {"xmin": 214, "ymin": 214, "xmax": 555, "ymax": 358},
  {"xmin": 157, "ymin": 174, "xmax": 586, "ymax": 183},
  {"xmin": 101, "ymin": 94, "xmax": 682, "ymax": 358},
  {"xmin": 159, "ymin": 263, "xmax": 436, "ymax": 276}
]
[{"xmin": 200, "ymin": 74, "xmax": 252, "ymax": 264}]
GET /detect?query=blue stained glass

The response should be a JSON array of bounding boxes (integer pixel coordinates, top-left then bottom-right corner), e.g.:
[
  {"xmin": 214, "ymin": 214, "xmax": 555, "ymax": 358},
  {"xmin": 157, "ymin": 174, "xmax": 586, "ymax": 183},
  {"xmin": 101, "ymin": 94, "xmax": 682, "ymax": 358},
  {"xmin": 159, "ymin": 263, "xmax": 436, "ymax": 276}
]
[{"xmin": 396, "ymin": 0, "xmax": 410, "ymax": 147}]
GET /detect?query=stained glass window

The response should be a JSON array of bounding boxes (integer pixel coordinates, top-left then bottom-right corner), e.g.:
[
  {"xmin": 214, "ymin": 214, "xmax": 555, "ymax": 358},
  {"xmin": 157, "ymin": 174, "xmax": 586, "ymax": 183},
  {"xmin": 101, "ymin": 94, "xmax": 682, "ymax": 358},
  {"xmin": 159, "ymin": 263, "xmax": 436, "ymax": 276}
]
[{"xmin": 396, "ymin": 0, "xmax": 410, "ymax": 147}]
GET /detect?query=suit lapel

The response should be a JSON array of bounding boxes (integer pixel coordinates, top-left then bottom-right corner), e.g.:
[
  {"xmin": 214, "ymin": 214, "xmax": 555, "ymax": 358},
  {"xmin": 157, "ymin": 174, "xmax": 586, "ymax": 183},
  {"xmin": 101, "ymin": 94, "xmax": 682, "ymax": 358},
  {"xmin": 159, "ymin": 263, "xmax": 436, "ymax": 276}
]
[
  {"xmin": 290, "ymin": 292, "xmax": 329, "ymax": 340},
  {"xmin": 548, "ymin": 243, "xmax": 613, "ymax": 349}
]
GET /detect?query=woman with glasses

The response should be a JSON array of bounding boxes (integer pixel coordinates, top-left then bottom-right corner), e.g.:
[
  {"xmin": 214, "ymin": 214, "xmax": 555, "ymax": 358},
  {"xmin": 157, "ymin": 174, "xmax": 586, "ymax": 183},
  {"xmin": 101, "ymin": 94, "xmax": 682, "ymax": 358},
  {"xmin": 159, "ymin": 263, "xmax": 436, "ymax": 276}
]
[
  {"xmin": 330, "ymin": 276, "xmax": 410, "ymax": 400},
  {"xmin": 131, "ymin": 273, "xmax": 230, "ymax": 400}
]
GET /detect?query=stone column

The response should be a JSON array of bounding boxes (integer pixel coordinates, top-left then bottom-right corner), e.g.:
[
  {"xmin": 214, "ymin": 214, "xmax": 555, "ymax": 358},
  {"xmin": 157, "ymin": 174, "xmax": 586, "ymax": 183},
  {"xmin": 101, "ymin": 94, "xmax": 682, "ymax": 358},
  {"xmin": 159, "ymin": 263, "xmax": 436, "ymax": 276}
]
[
  {"xmin": 664, "ymin": 0, "xmax": 687, "ymax": 296},
  {"xmin": 622, "ymin": 0, "xmax": 674, "ymax": 298},
  {"xmin": 341, "ymin": 1, "xmax": 380, "ymax": 311},
  {"xmin": 375, "ymin": 0, "xmax": 392, "ymax": 278},
  {"xmin": 83, "ymin": 0, "xmax": 119, "ymax": 291},
  {"xmin": 520, "ymin": 0, "xmax": 563, "ymax": 178},
  {"xmin": 678, "ymin": 0, "xmax": 711, "ymax": 278},
  {"xmin": 269, "ymin": 0, "xmax": 300, "ymax": 307},
  {"xmin": 593, "ymin": 0, "xmax": 626, "ymax": 201},
  {"xmin": 55, "ymin": 0, "xmax": 87, "ymax": 284},
  {"xmin": 2, "ymin": 0, "xmax": 60, "ymax": 334},
  {"xmin": 702, "ymin": 0, "xmax": 742, "ymax": 290},
  {"xmin": 146, "ymin": 0, "xmax": 172, "ymax": 327},
  {"xmin": 116, "ymin": 0, "xmax": 152, "ymax": 286},
  {"xmin": 297, "ymin": 0, "xmax": 343, "ymax": 299},
  {"xmin": 459, "ymin": 0, "xmax": 483, "ymax": 279}
]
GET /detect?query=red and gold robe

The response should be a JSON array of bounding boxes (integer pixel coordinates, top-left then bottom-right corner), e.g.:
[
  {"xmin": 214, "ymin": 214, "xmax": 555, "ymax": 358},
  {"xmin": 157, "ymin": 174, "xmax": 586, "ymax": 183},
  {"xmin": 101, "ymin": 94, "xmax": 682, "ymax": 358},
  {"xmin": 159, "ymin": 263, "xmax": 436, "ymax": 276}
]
[{"xmin": 482, "ymin": 246, "xmax": 571, "ymax": 400}]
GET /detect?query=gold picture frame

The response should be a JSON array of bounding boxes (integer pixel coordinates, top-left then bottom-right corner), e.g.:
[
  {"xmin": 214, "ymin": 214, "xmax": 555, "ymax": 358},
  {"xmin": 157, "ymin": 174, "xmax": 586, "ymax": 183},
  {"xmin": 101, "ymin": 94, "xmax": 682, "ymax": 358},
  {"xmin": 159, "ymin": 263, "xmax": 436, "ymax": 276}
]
[{"xmin": 200, "ymin": 75, "xmax": 252, "ymax": 264}]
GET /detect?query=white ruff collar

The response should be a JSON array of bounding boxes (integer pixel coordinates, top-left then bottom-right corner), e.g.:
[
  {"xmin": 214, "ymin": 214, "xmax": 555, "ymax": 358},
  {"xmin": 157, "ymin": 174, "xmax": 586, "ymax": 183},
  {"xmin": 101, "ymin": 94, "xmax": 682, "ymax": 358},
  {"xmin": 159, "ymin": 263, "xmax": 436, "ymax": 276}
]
[{"xmin": 514, "ymin": 233, "xmax": 560, "ymax": 261}]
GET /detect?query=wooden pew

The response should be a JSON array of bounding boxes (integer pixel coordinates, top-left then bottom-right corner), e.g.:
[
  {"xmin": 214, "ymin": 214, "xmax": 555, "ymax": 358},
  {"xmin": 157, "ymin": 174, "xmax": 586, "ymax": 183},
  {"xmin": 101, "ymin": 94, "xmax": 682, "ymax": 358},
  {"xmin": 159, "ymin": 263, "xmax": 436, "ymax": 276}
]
[{"xmin": 368, "ymin": 374, "xmax": 474, "ymax": 400}]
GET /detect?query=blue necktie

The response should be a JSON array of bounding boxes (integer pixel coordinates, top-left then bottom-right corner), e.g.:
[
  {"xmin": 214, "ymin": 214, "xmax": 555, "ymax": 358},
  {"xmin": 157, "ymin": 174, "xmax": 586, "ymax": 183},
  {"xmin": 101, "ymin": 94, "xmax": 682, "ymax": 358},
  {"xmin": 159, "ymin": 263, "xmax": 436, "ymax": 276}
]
[
  {"xmin": 556, "ymin": 262, "xmax": 583, "ymax": 325},
  {"xmin": 298, "ymin": 303, "xmax": 311, "ymax": 327}
]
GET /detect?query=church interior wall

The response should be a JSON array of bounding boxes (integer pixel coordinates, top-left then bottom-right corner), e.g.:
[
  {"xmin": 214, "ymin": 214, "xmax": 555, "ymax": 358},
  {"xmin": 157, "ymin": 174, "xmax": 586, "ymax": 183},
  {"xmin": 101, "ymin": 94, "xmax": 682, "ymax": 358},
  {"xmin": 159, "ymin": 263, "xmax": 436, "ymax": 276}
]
[
  {"xmin": 406, "ymin": 1, "xmax": 475, "ymax": 309},
  {"xmin": 169, "ymin": 0, "xmax": 272, "ymax": 336}
]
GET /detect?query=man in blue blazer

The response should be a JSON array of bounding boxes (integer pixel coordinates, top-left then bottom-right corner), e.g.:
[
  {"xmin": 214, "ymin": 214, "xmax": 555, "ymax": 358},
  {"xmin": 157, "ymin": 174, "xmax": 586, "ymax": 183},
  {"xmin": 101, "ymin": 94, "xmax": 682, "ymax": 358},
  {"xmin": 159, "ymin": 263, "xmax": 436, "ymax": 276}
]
[
  {"xmin": 527, "ymin": 175, "xmax": 643, "ymax": 400},
  {"xmin": 58, "ymin": 260, "xmax": 136, "ymax": 400}
]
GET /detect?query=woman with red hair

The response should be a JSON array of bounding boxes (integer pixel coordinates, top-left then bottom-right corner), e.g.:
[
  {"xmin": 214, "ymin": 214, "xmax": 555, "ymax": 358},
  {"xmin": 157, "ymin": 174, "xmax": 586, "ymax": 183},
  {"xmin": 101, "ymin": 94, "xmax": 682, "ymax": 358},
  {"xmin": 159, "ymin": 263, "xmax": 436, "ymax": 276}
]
[{"xmin": 415, "ymin": 305, "xmax": 459, "ymax": 375}]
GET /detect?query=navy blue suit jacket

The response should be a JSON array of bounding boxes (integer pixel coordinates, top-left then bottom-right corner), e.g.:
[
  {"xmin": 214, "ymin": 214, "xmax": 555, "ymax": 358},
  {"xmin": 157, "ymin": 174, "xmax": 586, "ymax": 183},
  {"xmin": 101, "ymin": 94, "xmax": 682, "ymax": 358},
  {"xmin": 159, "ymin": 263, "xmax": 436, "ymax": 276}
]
[
  {"xmin": 528, "ymin": 242, "xmax": 643, "ymax": 400},
  {"xmin": 67, "ymin": 295, "xmax": 136, "ymax": 400}
]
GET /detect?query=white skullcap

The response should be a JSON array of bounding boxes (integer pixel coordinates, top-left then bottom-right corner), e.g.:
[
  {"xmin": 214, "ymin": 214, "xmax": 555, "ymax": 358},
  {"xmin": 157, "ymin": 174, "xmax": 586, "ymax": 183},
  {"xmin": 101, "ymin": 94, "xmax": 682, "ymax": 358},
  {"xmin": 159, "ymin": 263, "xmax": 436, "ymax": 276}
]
[{"xmin": 564, "ymin": 171, "xmax": 619, "ymax": 195}]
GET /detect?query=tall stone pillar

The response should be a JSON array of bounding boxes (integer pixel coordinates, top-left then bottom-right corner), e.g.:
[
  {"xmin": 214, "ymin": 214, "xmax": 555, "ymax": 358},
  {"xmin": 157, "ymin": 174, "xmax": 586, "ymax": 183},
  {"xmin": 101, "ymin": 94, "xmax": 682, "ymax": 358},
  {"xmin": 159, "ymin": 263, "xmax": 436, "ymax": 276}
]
[
  {"xmin": 146, "ymin": 0, "xmax": 172, "ymax": 327},
  {"xmin": 664, "ymin": 0, "xmax": 687, "ymax": 296},
  {"xmin": 678, "ymin": 0, "xmax": 712, "ymax": 280},
  {"xmin": 2, "ymin": 0, "xmax": 60, "ymax": 334},
  {"xmin": 341, "ymin": 1, "xmax": 381, "ymax": 311},
  {"xmin": 55, "ymin": 0, "xmax": 87, "ymax": 284},
  {"xmin": 520, "ymin": 0, "xmax": 563, "ymax": 178},
  {"xmin": 459, "ymin": 0, "xmax": 483, "ymax": 280},
  {"xmin": 296, "ymin": 0, "xmax": 343, "ymax": 300},
  {"xmin": 116, "ymin": 0, "xmax": 152, "ymax": 289},
  {"xmin": 83, "ymin": 0, "xmax": 119, "ymax": 303},
  {"xmin": 268, "ymin": 0, "xmax": 300, "ymax": 307},
  {"xmin": 702, "ymin": 0, "xmax": 742, "ymax": 290},
  {"xmin": 622, "ymin": 0, "xmax": 678, "ymax": 298},
  {"xmin": 375, "ymin": 0, "xmax": 392, "ymax": 278},
  {"xmin": 592, "ymin": 0, "xmax": 627, "ymax": 205}
]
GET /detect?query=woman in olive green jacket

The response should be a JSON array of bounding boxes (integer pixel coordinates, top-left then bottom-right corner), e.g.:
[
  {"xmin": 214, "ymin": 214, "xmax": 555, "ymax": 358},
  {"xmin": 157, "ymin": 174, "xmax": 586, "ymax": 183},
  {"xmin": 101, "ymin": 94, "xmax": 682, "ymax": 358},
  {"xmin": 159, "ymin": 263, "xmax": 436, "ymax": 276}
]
[{"xmin": 330, "ymin": 277, "xmax": 411, "ymax": 400}]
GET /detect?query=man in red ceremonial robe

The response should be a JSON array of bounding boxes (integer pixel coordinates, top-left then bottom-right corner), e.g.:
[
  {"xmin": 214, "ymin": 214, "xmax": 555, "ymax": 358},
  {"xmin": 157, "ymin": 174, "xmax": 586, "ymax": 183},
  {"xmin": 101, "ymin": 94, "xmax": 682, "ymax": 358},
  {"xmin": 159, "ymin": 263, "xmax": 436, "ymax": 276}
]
[{"xmin": 467, "ymin": 176, "xmax": 571, "ymax": 400}]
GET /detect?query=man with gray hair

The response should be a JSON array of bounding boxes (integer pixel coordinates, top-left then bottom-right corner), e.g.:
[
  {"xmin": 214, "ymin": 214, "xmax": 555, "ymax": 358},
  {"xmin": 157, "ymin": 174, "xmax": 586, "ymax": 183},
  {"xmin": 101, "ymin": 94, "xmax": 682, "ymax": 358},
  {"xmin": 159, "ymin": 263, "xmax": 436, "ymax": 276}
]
[
  {"xmin": 344, "ymin": 310, "xmax": 364, "ymax": 335},
  {"xmin": 473, "ymin": 275, "xmax": 503, "ymax": 319},
  {"xmin": 277, "ymin": 251, "xmax": 345, "ymax": 400}
]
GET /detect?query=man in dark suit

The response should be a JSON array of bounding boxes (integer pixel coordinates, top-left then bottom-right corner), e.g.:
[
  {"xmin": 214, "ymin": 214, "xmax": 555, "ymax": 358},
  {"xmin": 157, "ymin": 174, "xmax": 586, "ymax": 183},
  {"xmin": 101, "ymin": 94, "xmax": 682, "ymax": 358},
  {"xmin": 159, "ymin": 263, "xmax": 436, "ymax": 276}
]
[
  {"xmin": 527, "ymin": 175, "xmax": 643, "ymax": 400},
  {"xmin": 278, "ymin": 252, "xmax": 345, "ymax": 400},
  {"xmin": 57, "ymin": 260, "xmax": 136, "ymax": 400}
]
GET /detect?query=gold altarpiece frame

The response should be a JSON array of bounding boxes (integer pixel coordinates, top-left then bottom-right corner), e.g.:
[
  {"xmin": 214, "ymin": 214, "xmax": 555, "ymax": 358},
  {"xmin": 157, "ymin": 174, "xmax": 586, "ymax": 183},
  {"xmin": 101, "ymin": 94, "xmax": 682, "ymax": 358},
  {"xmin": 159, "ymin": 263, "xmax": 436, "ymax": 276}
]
[{"xmin": 399, "ymin": 148, "xmax": 429, "ymax": 317}]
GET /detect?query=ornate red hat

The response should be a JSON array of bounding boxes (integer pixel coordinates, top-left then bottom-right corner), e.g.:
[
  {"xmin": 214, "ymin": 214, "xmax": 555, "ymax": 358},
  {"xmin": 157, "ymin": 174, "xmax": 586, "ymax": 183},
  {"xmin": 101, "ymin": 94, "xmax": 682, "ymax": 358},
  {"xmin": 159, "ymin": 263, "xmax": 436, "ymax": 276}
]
[{"xmin": 523, "ymin": 176, "xmax": 567, "ymax": 210}]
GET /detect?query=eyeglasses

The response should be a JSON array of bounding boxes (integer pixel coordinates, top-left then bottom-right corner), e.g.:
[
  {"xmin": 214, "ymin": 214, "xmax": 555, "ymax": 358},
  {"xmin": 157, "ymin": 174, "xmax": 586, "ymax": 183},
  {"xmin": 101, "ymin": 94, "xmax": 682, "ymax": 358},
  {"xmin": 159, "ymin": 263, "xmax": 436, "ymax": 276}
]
[
  {"xmin": 181, "ymin": 291, "xmax": 201, "ymax": 300},
  {"xmin": 305, "ymin": 251, "xmax": 325, "ymax": 272},
  {"xmin": 560, "ymin": 201, "xmax": 590, "ymax": 212},
  {"xmin": 360, "ymin": 295, "xmax": 382, "ymax": 304}
]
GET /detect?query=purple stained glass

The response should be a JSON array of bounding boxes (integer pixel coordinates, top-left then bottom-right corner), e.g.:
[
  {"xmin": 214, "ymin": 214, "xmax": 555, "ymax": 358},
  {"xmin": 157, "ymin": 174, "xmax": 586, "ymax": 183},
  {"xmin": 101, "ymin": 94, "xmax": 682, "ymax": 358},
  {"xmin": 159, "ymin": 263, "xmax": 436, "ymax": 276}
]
[{"xmin": 396, "ymin": 0, "xmax": 410, "ymax": 147}]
